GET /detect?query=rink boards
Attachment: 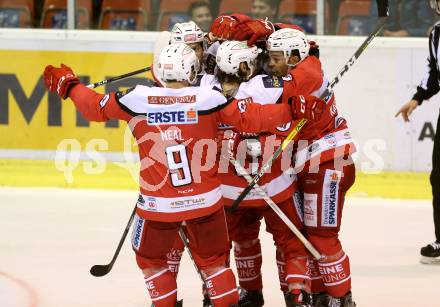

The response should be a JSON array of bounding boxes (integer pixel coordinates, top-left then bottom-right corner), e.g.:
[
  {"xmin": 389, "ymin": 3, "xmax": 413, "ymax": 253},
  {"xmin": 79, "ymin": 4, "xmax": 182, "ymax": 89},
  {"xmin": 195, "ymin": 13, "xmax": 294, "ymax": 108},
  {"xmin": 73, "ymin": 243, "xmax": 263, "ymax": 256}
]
[{"xmin": 0, "ymin": 29, "xmax": 438, "ymax": 186}]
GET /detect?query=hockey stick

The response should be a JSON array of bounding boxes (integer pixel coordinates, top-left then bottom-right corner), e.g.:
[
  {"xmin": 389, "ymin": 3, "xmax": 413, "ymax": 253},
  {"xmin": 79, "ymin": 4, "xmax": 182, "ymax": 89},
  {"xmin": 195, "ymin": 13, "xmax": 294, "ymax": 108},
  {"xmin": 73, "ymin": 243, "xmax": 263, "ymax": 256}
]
[
  {"xmin": 229, "ymin": 158, "xmax": 322, "ymax": 260},
  {"xmin": 85, "ymin": 31, "xmax": 170, "ymax": 89},
  {"xmin": 90, "ymin": 204, "xmax": 137, "ymax": 277},
  {"xmin": 228, "ymin": 0, "xmax": 390, "ymax": 213},
  {"xmin": 228, "ymin": 118, "xmax": 306, "ymax": 212},
  {"xmin": 86, "ymin": 67, "xmax": 151, "ymax": 89},
  {"xmin": 178, "ymin": 228, "xmax": 208, "ymax": 284}
]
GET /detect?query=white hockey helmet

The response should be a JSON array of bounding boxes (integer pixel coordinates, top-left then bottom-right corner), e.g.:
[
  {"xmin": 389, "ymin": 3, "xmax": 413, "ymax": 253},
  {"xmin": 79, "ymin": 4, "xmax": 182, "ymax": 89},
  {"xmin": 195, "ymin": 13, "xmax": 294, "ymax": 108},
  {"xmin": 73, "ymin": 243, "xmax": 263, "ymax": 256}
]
[
  {"xmin": 157, "ymin": 43, "xmax": 199, "ymax": 84},
  {"xmin": 170, "ymin": 21, "xmax": 204, "ymax": 44},
  {"xmin": 430, "ymin": 0, "xmax": 440, "ymax": 15},
  {"xmin": 267, "ymin": 28, "xmax": 310, "ymax": 65},
  {"xmin": 216, "ymin": 40, "xmax": 260, "ymax": 79}
]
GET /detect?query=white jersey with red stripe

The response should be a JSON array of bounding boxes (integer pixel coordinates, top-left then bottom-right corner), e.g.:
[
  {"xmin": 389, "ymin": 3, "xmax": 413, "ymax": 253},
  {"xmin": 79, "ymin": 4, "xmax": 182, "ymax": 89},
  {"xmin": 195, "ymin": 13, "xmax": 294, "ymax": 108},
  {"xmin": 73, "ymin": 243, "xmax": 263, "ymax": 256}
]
[
  {"xmin": 199, "ymin": 74, "xmax": 296, "ymax": 207},
  {"xmin": 68, "ymin": 83, "xmax": 293, "ymax": 222}
]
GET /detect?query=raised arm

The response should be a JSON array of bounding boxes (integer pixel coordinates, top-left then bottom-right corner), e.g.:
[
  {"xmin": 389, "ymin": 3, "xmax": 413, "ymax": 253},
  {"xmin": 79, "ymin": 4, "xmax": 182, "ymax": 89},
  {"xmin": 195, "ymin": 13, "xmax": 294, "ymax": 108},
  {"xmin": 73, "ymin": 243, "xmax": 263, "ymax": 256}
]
[{"xmin": 43, "ymin": 64, "xmax": 132, "ymax": 122}]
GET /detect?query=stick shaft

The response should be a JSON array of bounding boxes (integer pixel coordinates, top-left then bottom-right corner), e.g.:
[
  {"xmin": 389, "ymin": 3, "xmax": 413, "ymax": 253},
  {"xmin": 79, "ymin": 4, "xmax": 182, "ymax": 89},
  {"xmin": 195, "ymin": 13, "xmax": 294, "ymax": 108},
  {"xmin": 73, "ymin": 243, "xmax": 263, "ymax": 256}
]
[
  {"xmin": 109, "ymin": 204, "xmax": 137, "ymax": 264},
  {"xmin": 86, "ymin": 67, "xmax": 151, "ymax": 89},
  {"xmin": 229, "ymin": 158, "xmax": 321, "ymax": 260},
  {"xmin": 90, "ymin": 204, "xmax": 137, "ymax": 276},
  {"xmin": 229, "ymin": 119, "xmax": 307, "ymax": 212},
  {"xmin": 178, "ymin": 228, "xmax": 207, "ymax": 284}
]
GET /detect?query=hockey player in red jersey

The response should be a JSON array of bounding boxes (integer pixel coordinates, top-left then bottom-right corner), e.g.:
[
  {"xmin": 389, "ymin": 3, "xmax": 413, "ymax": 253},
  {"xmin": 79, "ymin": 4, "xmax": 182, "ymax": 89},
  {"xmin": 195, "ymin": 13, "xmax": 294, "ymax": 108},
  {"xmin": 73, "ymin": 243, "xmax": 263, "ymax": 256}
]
[
  {"xmin": 205, "ymin": 40, "xmax": 342, "ymax": 307},
  {"xmin": 212, "ymin": 20, "xmax": 356, "ymax": 306},
  {"xmin": 213, "ymin": 41, "xmax": 312, "ymax": 307},
  {"xmin": 43, "ymin": 43, "xmax": 326, "ymax": 307},
  {"xmin": 265, "ymin": 29, "xmax": 357, "ymax": 307}
]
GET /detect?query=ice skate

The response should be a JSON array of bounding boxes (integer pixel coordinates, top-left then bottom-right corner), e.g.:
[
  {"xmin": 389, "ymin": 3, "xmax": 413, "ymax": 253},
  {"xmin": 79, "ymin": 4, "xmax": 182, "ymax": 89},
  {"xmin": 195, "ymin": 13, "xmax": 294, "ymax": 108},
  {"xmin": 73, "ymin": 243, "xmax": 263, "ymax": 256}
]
[
  {"xmin": 420, "ymin": 241, "xmax": 440, "ymax": 264},
  {"xmin": 203, "ymin": 294, "xmax": 213, "ymax": 307},
  {"xmin": 312, "ymin": 292, "xmax": 331, "ymax": 307},
  {"xmin": 328, "ymin": 292, "xmax": 356, "ymax": 307},
  {"xmin": 284, "ymin": 290, "xmax": 312, "ymax": 307},
  {"xmin": 238, "ymin": 288, "xmax": 264, "ymax": 307}
]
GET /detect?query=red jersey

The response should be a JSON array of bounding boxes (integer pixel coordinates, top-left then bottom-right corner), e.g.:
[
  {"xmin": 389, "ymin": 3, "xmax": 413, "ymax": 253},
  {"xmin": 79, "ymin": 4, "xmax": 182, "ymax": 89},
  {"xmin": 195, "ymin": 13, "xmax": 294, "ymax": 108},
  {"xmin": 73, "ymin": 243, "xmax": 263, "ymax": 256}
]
[
  {"xmin": 68, "ymin": 84, "xmax": 292, "ymax": 222},
  {"xmin": 281, "ymin": 56, "xmax": 356, "ymax": 172}
]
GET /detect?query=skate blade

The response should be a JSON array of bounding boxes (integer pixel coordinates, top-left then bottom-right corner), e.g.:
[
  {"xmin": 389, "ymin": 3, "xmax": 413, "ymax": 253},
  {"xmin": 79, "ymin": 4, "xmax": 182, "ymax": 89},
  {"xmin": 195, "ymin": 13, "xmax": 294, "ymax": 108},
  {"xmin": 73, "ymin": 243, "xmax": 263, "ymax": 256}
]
[{"xmin": 420, "ymin": 256, "xmax": 440, "ymax": 265}]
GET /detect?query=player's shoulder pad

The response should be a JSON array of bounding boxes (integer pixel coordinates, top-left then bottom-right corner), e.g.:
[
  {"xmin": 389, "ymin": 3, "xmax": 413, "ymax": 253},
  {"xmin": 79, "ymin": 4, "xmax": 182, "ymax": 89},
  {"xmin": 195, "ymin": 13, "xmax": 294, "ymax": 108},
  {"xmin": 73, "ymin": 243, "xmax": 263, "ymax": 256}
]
[
  {"xmin": 116, "ymin": 85, "xmax": 151, "ymax": 115},
  {"xmin": 199, "ymin": 74, "xmax": 216, "ymax": 87},
  {"xmin": 262, "ymin": 75, "xmax": 284, "ymax": 88},
  {"xmin": 115, "ymin": 87, "xmax": 136, "ymax": 100},
  {"xmin": 195, "ymin": 85, "xmax": 231, "ymax": 115}
]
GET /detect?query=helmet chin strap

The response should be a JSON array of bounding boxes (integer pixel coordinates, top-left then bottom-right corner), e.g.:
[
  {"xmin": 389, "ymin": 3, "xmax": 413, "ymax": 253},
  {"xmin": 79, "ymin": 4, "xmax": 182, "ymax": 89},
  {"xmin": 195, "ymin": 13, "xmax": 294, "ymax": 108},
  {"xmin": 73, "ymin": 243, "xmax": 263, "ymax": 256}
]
[
  {"xmin": 284, "ymin": 50, "xmax": 297, "ymax": 69},
  {"xmin": 235, "ymin": 61, "xmax": 256, "ymax": 82},
  {"xmin": 244, "ymin": 65, "xmax": 255, "ymax": 81},
  {"xmin": 188, "ymin": 63, "xmax": 200, "ymax": 85},
  {"xmin": 188, "ymin": 73, "xmax": 197, "ymax": 85}
]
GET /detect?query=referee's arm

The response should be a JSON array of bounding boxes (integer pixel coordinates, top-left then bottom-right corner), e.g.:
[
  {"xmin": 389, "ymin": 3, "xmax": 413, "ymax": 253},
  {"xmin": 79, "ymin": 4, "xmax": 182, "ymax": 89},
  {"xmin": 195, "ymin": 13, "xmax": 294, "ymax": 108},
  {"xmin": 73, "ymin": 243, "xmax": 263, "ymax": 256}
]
[{"xmin": 413, "ymin": 23, "xmax": 440, "ymax": 105}]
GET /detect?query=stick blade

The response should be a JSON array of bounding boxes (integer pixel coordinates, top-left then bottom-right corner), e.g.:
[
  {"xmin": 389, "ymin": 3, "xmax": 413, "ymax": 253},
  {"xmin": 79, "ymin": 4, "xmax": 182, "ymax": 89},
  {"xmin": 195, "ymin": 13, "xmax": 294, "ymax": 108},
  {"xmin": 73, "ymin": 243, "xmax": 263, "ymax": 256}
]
[
  {"xmin": 376, "ymin": 0, "xmax": 390, "ymax": 17},
  {"xmin": 90, "ymin": 264, "xmax": 112, "ymax": 277}
]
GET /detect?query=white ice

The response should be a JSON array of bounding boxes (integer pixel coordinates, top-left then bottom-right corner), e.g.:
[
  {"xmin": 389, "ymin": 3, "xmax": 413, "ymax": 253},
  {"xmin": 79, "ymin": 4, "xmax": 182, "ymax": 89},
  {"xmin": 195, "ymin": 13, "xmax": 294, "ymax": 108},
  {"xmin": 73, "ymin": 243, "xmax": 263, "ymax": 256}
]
[{"xmin": 0, "ymin": 188, "xmax": 439, "ymax": 307}]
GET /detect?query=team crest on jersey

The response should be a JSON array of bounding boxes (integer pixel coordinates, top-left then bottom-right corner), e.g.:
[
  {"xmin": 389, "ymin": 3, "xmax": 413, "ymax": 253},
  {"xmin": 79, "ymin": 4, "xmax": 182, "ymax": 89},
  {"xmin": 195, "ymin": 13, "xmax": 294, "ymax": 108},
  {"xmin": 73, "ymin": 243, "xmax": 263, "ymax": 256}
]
[
  {"xmin": 276, "ymin": 122, "xmax": 291, "ymax": 132},
  {"xmin": 147, "ymin": 106, "xmax": 198, "ymax": 125},
  {"xmin": 237, "ymin": 97, "xmax": 253, "ymax": 113},
  {"xmin": 262, "ymin": 75, "xmax": 284, "ymax": 88}
]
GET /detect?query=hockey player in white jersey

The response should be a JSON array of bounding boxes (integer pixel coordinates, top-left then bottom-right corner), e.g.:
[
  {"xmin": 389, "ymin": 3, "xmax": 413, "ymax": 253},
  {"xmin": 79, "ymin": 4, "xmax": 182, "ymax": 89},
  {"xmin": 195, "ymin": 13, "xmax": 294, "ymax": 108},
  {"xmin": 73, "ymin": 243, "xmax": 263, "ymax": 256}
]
[
  {"xmin": 213, "ymin": 40, "xmax": 333, "ymax": 307},
  {"xmin": 43, "ymin": 43, "xmax": 326, "ymax": 307}
]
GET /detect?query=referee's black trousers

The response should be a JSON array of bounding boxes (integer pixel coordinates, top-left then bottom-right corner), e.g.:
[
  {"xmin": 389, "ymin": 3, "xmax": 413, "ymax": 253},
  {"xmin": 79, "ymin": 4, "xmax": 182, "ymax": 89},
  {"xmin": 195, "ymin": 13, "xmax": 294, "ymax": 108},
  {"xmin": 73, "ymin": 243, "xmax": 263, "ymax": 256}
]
[{"xmin": 431, "ymin": 110, "xmax": 440, "ymax": 242}]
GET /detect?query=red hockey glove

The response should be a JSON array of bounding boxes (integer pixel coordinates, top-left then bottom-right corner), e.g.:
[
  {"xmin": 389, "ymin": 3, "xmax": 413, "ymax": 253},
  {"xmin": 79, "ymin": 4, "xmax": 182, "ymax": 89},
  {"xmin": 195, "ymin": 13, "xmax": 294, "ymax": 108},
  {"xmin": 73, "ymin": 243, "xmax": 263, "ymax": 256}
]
[
  {"xmin": 233, "ymin": 19, "xmax": 275, "ymax": 46},
  {"xmin": 43, "ymin": 64, "xmax": 80, "ymax": 99},
  {"xmin": 290, "ymin": 95, "xmax": 326, "ymax": 121},
  {"xmin": 210, "ymin": 14, "xmax": 251, "ymax": 40}
]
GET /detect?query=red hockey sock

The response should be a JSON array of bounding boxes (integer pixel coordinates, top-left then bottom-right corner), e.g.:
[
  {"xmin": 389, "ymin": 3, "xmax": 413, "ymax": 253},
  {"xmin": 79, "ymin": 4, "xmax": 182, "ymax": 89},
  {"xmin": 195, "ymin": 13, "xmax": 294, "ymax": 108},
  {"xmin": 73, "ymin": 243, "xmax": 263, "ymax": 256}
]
[
  {"xmin": 144, "ymin": 269, "xmax": 177, "ymax": 307},
  {"xmin": 318, "ymin": 252, "xmax": 351, "ymax": 297},
  {"xmin": 166, "ymin": 242, "xmax": 184, "ymax": 279},
  {"xmin": 309, "ymin": 257, "xmax": 326, "ymax": 293},
  {"xmin": 234, "ymin": 240, "xmax": 263, "ymax": 291},
  {"xmin": 205, "ymin": 268, "xmax": 239, "ymax": 307},
  {"xmin": 285, "ymin": 256, "xmax": 310, "ymax": 293},
  {"xmin": 276, "ymin": 248, "xmax": 289, "ymax": 292}
]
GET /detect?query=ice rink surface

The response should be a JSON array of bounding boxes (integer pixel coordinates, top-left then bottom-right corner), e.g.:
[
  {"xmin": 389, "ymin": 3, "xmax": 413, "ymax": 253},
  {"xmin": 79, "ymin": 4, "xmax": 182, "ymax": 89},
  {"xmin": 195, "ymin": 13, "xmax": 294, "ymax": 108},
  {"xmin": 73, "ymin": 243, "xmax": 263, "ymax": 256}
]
[{"xmin": 1, "ymin": 187, "xmax": 439, "ymax": 307}]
